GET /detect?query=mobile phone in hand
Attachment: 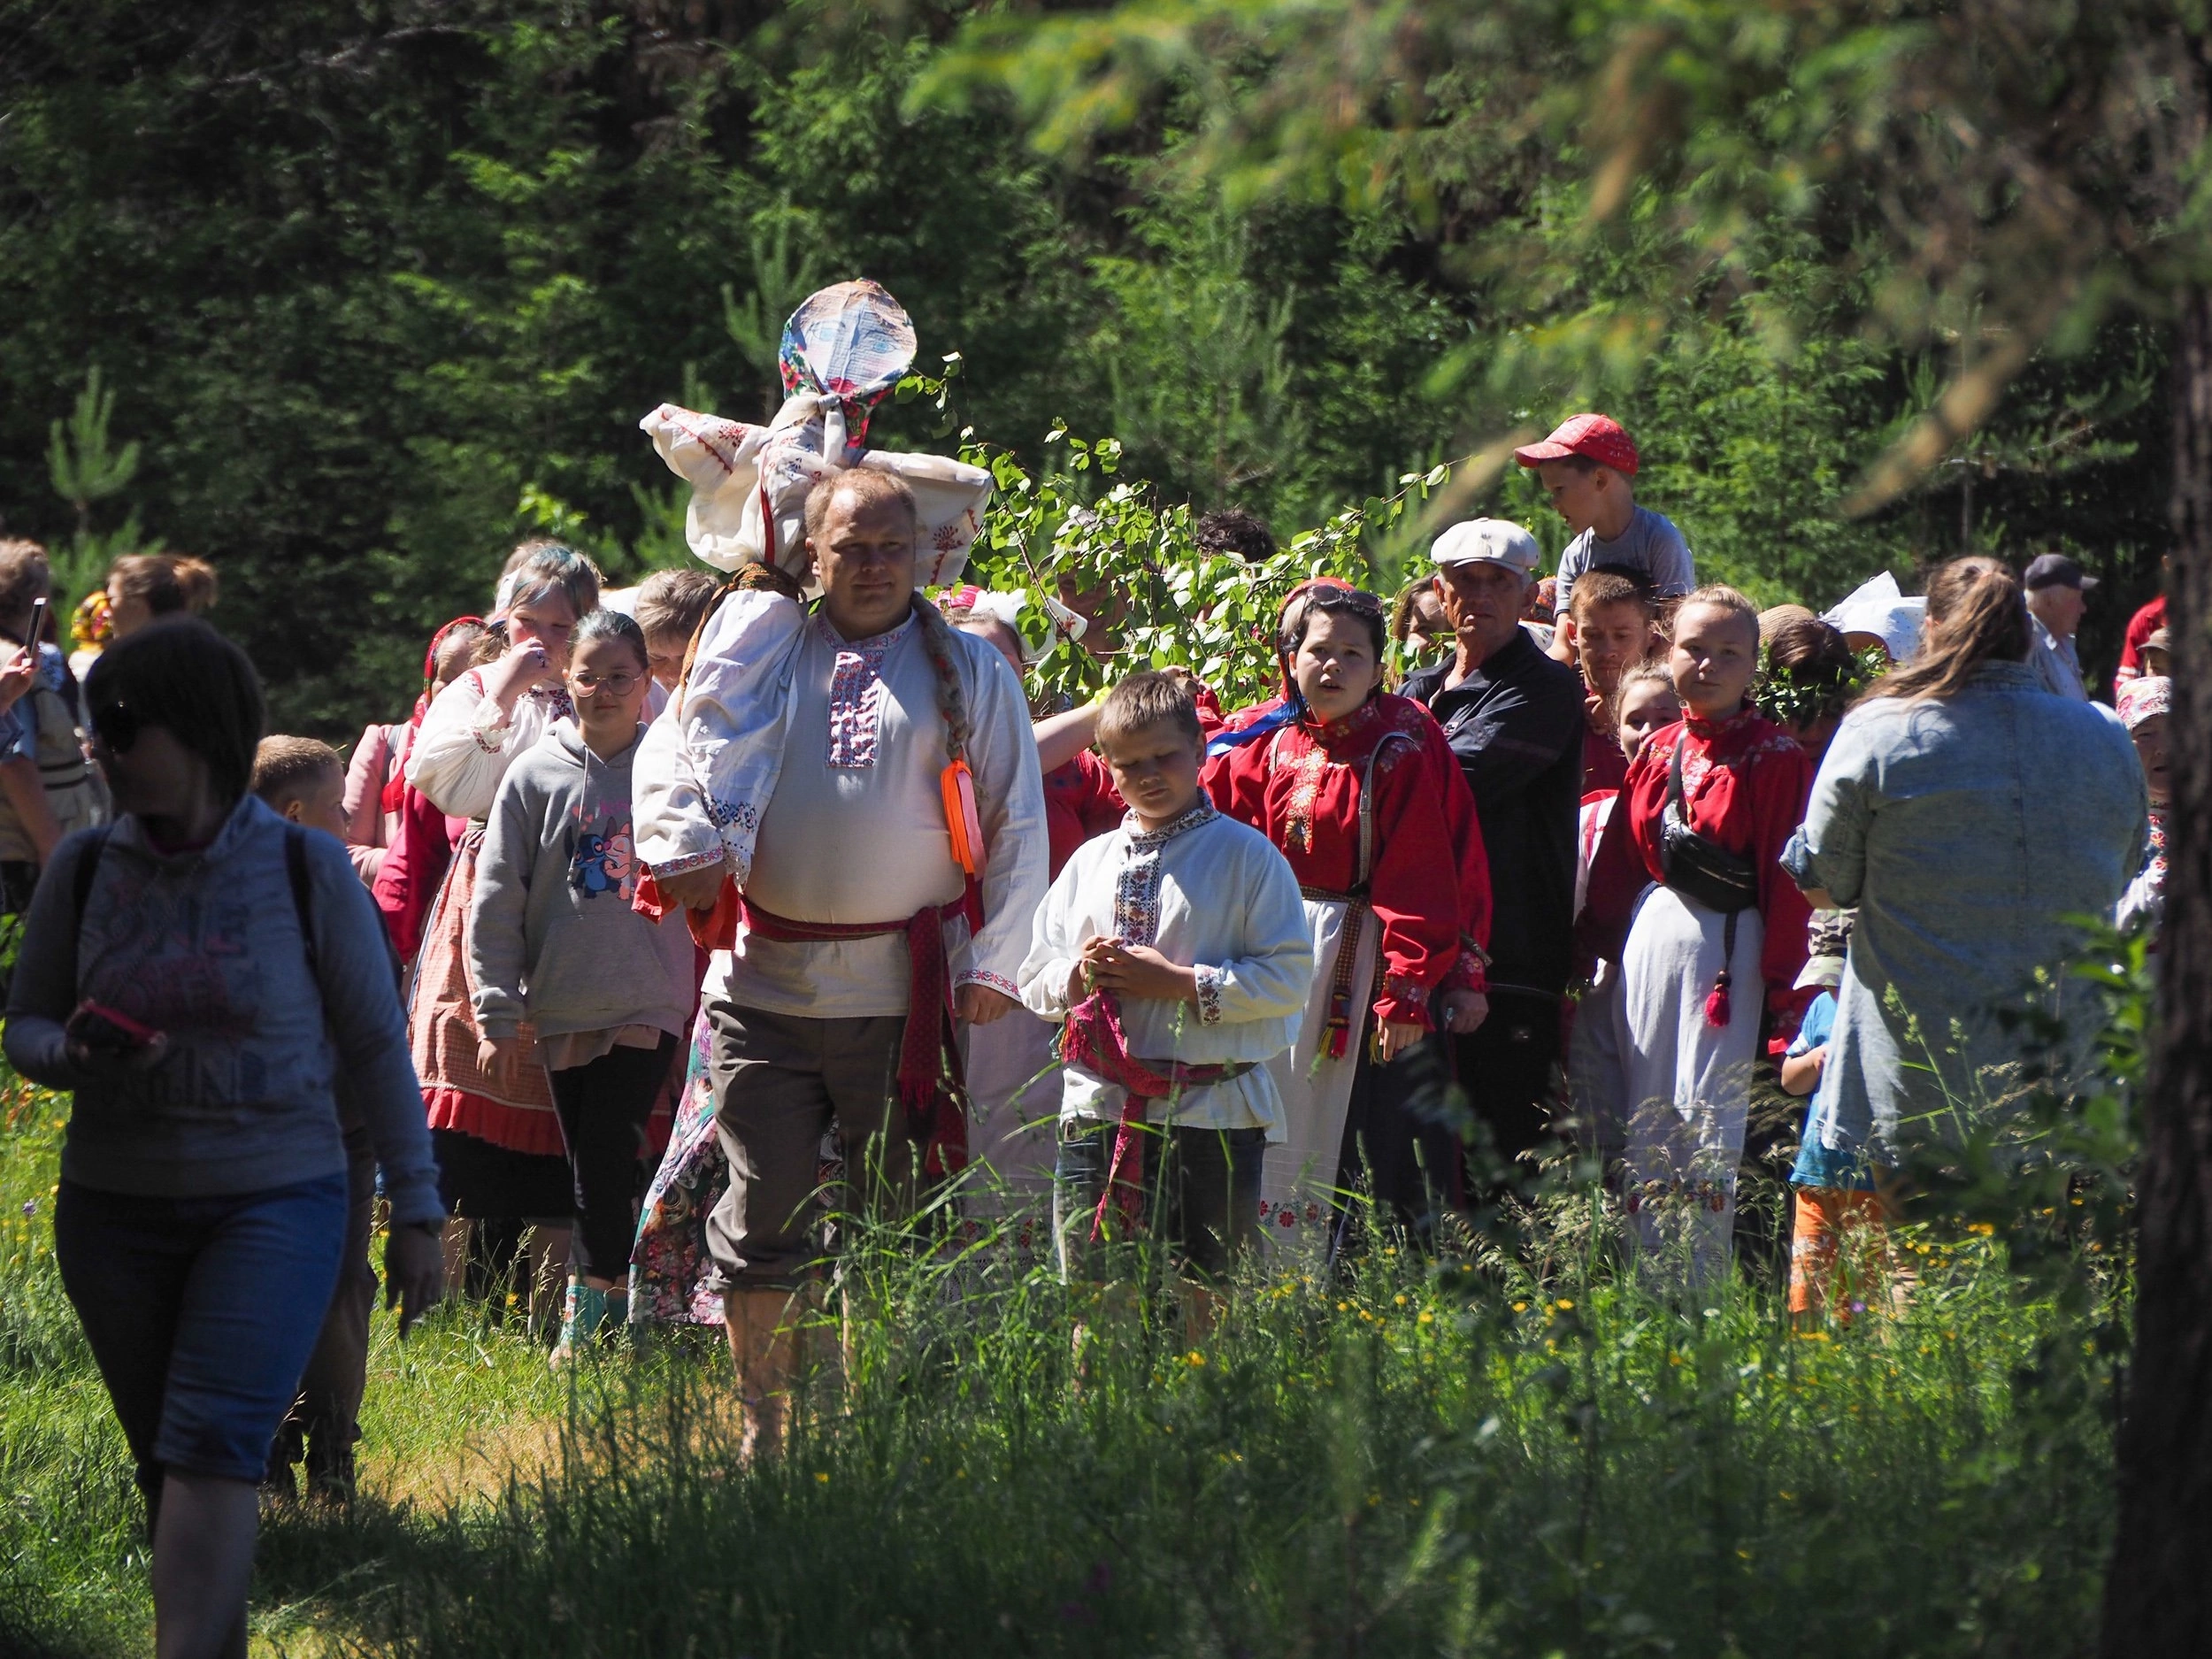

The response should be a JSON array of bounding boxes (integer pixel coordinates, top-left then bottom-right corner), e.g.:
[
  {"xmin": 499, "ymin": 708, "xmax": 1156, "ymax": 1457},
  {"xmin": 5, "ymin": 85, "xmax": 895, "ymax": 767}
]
[
  {"xmin": 27, "ymin": 595, "xmax": 47, "ymax": 648},
  {"xmin": 68, "ymin": 1000, "xmax": 161, "ymax": 1054}
]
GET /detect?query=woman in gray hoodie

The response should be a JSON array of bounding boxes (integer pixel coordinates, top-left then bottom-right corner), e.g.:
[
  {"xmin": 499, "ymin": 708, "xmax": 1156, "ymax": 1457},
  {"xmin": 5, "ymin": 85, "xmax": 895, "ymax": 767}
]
[
  {"xmin": 4, "ymin": 618, "xmax": 443, "ymax": 1659},
  {"xmin": 470, "ymin": 609, "xmax": 696, "ymax": 1357}
]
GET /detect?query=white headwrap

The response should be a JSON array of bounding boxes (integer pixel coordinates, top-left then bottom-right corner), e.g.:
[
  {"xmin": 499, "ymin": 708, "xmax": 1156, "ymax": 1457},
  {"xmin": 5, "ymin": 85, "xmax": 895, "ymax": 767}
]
[
  {"xmin": 1823, "ymin": 571, "xmax": 1926, "ymax": 664},
  {"xmin": 938, "ymin": 584, "xmax": 1053, "ymax": 664}
]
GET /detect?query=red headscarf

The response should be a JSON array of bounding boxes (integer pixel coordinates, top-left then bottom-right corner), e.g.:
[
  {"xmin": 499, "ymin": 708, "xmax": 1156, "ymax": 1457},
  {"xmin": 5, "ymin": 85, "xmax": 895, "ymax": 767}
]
[{"xmin": 380, "ymin": 616, "xmax": 483, "ymax": 817}]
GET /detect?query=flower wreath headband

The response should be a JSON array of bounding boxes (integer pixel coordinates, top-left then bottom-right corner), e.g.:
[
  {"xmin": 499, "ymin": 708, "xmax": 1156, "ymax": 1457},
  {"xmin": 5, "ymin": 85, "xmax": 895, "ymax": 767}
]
[{"xmin": 1755, "ymin": 643, "xmax": 1886, "ymax": 726}]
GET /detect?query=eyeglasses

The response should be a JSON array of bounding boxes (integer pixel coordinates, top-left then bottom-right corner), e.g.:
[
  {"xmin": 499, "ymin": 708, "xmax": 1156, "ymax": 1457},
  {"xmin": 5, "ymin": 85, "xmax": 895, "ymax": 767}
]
[
  {"xmin": 568, "ymin": 672, "xmax": 641, "ymax": 695},
  {"xmin": 89, "ymin": 701, "xmax": 141, "ymax": 755}
]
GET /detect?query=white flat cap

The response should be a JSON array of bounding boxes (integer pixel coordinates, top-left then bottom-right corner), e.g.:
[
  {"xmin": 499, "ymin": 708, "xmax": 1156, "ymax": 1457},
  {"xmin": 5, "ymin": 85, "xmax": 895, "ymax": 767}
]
[{"xmin": 1432, "ymin": 518, "xmax": 1540, "ymax": 575}]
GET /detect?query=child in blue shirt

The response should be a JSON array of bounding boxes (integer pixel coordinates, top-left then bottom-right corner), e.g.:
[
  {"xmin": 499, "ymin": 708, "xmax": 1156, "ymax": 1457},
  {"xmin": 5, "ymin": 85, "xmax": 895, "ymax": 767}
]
[{"xmin": 1782, "ymin": 910, "xmax": 1891, "ymax": 1318}]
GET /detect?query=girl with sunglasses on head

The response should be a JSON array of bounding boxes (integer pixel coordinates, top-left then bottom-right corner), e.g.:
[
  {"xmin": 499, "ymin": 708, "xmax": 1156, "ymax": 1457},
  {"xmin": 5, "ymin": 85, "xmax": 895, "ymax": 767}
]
[
  {"xmin": 4, "ymin": 618, "xmax": 442, "ymax": 1659},
  {"xmin": 403, "ymin": 541, "xmax": 603, "ymax": 1309},
  {"xmin": 467, "ymin": 611, "xmax": 695, "ymax": 1360},
  {"xmin": 1203, "ymin": 580, "xmax": 1493, "ymax": 1256}
]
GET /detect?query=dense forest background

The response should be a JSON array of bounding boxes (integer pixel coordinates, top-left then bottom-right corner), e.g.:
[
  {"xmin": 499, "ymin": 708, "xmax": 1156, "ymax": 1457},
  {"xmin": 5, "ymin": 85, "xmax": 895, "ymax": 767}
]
[{"xmin": 0, "ymin": 0, "xmax": 2176, "ymax": 738}]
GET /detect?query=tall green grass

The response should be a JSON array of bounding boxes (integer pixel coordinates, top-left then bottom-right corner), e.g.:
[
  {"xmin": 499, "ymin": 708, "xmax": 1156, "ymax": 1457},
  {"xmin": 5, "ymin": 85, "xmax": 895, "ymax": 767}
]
[{"xmin": 1, "ymin": 1083, "xmax": 2119, "ymax": 1659}]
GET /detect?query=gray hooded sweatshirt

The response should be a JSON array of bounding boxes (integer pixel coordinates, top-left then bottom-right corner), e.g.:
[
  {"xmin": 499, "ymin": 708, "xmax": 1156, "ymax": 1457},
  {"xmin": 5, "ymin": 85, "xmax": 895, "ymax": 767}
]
[
  {"xmin": 3, "ymin": 795, "xmax": 442, "ymax": 1227},
  {"xmin": 468, "ymin": 718, "xmax": 695, "ymax": 1047}
]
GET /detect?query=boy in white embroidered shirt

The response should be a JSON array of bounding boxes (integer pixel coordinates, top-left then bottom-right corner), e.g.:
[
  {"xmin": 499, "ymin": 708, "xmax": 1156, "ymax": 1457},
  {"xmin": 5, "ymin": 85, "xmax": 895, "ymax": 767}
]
[{"xmin": 1019, "ymin": 672, "xmax": 1312, "ymax": 1327}]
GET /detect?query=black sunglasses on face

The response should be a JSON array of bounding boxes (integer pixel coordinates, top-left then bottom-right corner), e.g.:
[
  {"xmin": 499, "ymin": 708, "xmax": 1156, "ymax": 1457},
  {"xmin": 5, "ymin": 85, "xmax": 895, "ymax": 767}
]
[{"xmin": 90, "ymin": 702, "xmax": 142, "ymax": 755}]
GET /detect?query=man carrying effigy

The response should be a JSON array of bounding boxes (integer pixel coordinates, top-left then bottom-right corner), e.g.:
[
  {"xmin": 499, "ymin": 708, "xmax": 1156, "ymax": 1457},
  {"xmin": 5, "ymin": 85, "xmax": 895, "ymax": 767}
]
[{"xmin": 632, "ymin": 282, "xmax": 1048, "ymax": 1449}]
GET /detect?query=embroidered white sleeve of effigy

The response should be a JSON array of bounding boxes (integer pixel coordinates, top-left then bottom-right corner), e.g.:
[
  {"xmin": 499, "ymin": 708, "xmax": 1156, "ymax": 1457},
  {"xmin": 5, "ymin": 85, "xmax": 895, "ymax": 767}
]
[{"xmin": 633, "ymin": 588, "xmax": 808, "ymax": 887}]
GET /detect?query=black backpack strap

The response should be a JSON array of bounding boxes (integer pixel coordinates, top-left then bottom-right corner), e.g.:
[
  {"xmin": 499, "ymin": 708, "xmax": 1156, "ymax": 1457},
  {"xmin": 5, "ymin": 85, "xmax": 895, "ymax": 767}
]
[
  {"xmin": 283, "ymin": 822, "xmax": 319, "ymax": 978},
  {"xmin": 62, "ymin": 824, "xmax": 115, "ymax": 1002},
  {"xmin": 72, "ymin": 825, "xmax": 112, "ymax": 933}
]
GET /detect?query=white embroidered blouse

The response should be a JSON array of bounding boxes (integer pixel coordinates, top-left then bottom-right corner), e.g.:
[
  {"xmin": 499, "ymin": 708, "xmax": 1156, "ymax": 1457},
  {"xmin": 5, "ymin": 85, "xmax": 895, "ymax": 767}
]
[
  {"xmin": 1019, "ymin": 803, "xmax": 1314, "ymax": 1133},
  {"xmin": 636, "ymin": 596, "xmax": 1049, "ymax": 1020},
  {"xmin": 408, "ymin": 670, "xmax": 575, "ymax": 821}
]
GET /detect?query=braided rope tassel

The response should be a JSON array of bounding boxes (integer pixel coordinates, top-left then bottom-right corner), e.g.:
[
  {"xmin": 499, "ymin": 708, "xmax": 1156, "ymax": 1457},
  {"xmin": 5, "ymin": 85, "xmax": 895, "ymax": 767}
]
[
  {"xmin": 911, "ymin": 596, "xmax": 986, "ymax": 878},
  {"xmin": 1705, "ymin": 908, "xmax": 1740, "ymax": 1030},
  {"xmin": 1324, "ymin": 904, "xmax": 1366, "ymax": 1059},
  {"xmin": 910, "ymin": 596, "xmax": 972, "ymax": 764}
]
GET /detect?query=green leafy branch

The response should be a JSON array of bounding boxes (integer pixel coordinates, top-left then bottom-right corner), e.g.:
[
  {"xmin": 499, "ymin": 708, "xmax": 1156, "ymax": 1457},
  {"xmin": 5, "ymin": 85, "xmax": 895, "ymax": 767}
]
[
  {"xmin": 1753, "ymin": 643, "xmax": 1887, "ymax": 728},
  {"xmin": 897, "ymin": 351, "xmax": 1477, "ymax": 710}
]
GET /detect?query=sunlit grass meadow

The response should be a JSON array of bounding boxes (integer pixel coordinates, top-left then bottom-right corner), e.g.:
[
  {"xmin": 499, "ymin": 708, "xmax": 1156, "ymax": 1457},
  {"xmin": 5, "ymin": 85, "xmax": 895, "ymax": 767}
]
[{"xmin": 0, "ymin": 1065, "xmax": 2117, "ymax": 1659}]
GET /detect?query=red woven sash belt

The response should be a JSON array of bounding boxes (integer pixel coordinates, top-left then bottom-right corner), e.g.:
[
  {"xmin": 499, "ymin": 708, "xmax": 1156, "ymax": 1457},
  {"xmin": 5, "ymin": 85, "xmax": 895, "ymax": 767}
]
[
  {"xmin": 1298, "ymin": 884, "xmax": 1370, "ymax": 1060},
  {"xmin": 631, "ymin": 873, "xmax": 985, "ymax": 1175},
  {"xmin": 1060, "ymin": 991, "xmax": 1257, "ymax": 1241},
  {"xmin": 741, "ymin": 889, "xmax": 984, "ymax": 1178}
]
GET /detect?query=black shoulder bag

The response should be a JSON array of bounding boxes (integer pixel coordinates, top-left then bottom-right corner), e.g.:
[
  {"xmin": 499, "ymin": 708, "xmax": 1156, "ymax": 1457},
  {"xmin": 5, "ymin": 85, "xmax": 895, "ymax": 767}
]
[{"xmin": 1659, "ymin": 737, "xmax": 1759, "ymax": 1028}]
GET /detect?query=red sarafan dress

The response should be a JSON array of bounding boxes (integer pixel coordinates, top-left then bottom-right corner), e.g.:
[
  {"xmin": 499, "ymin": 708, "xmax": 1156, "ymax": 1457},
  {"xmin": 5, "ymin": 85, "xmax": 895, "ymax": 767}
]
[
  {"xmin": 1578, "ymin": 703, "xmax": 1812, "ymax": 1284},
  {"xmin": 1204, "ymin": 691, "xmax": 1491, "ymax": 1246}
]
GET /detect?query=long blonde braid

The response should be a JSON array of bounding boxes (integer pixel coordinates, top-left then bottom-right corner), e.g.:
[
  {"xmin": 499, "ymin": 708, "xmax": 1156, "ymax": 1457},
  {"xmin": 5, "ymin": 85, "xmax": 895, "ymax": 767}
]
[{"xmin": 910, "ymin": 593, "xmax": 972, "ymax": 763}]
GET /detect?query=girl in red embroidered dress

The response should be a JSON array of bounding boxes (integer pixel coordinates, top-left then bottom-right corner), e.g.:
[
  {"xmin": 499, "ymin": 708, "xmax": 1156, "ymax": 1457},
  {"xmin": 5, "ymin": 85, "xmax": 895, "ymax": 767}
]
[
  {"xmin": 1578, "ymin": 585, "xmax": 1812, "ymax": 1284},
  {"xmin": 1204, "ymin": 581, "xmax": 1492, "ymax": 1250}
]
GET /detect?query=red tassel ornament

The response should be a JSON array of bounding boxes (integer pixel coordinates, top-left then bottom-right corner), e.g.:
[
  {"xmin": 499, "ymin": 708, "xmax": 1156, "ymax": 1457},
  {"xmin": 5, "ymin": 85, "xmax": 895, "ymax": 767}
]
[{"xmin": 1702, "ymin": 969, "xmax": 1732, "ymax": 1031}]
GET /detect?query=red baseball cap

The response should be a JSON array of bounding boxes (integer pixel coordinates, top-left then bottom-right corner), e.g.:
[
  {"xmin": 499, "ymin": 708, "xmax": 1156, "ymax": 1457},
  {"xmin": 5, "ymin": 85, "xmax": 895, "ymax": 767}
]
[{"xmin": 1513, "ymin": 413, "xmax": 1639, "ymax": 476}]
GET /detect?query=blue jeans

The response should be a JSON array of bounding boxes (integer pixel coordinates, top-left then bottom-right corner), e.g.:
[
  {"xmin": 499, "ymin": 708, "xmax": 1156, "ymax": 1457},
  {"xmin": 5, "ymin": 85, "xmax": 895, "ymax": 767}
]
[{"xmin": 55, "ymin": 1173, "xmax": 348, "ymax": 1519}]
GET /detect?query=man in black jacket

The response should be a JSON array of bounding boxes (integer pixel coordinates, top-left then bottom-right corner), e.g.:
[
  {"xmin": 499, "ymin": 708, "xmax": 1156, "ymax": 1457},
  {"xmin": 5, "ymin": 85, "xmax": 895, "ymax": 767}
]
[{"xmin": 1403, "ymin": 519, "xmax": 1586, "ymax": 1171}]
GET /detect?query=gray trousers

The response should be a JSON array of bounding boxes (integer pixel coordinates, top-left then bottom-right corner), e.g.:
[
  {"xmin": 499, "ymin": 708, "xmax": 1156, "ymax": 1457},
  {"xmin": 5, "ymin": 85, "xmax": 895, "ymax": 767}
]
[{"xmin": 703, "ymin": 998, "xmax": 926, "ymax": 1291}]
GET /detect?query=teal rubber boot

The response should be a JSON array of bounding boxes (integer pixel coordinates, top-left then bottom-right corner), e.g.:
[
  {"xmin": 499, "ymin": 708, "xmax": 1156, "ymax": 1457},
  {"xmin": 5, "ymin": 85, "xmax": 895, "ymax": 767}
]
[{"xmin": 551, "ymin": 1279, "xmax": 609, "ymax": 1366}]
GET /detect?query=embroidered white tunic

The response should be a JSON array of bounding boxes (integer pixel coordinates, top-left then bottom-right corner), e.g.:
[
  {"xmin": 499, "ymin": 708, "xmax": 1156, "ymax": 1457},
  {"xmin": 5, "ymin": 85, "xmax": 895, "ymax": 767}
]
[
  {"xmin": 409, "ymin": 671, "xmax": 573, "ymax": 820},
  {"xmin": 710, "ymin": 612, "xmax": 1048, "ymax": 1019},
  {"xmin": 1019, "ymin": 805, "xmax": 1313, "ymax": 1134}
]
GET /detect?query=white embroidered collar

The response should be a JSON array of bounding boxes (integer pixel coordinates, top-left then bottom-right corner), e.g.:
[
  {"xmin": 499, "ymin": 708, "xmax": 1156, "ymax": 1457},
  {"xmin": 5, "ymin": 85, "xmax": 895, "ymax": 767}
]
[
  {"xmin": 811, "ymin": 610, "xmax": 915, "ymax": 654},
  {"xmin": 1125, "ymin": 800, "xmax": 1217, "ymax": 849}
]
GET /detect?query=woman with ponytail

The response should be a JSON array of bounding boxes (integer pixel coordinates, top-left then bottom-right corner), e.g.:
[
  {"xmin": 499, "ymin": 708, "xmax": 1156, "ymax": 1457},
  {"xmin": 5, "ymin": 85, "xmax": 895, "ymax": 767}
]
[
  {"xmin": 1781, "ymin": 557, "xmax": 2147, "ymax": 1314},
  {"xmin": 104, "ymin": 554, "xmax": 219, "ymax": 639}
]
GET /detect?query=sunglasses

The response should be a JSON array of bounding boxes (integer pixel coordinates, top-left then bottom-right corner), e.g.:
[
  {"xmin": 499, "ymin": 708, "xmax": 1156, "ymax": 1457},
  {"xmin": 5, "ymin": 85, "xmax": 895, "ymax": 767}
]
[{"xmin": 90, "ymin": 700, "xmax": 142, "ymax": 755}]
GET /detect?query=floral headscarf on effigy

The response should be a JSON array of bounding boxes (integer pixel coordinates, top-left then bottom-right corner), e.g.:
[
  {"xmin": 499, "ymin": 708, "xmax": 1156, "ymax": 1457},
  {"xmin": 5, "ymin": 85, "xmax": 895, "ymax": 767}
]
[
  {"xmin": 637, "ymin": 280, "xmax": 991, "ymax": 587},
  {"xmin": 633, "ymin": 281, "xmax": 995, "ymax": 897}
]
